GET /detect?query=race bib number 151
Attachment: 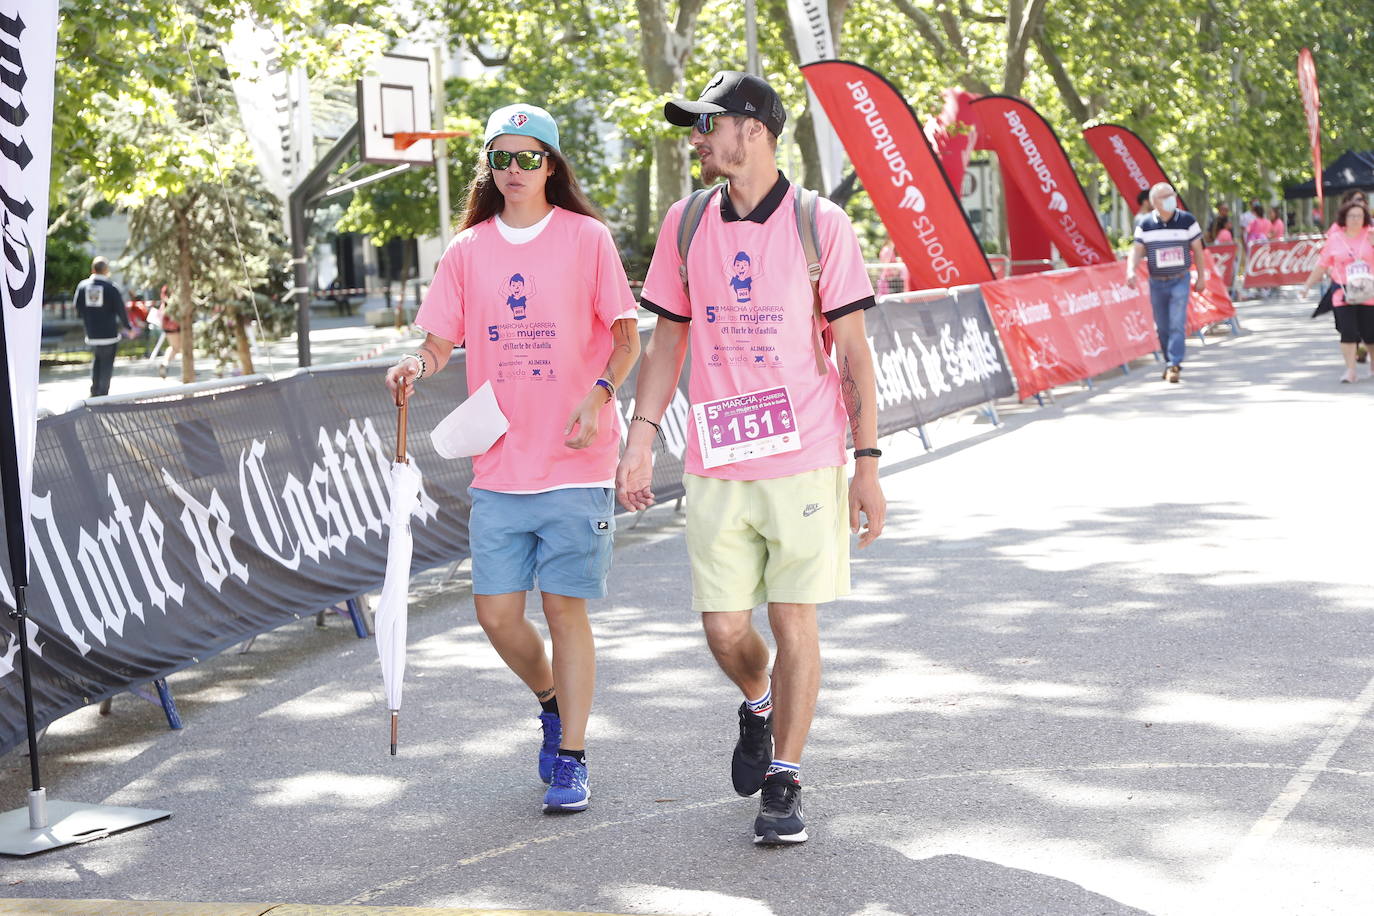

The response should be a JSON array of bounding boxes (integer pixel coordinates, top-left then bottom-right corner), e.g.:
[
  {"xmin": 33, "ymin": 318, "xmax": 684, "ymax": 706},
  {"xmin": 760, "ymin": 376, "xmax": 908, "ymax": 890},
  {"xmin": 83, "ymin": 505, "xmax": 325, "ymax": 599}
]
[{"xmin": 692, "ymin": 386, "xmax": 801, "ymax": 469}]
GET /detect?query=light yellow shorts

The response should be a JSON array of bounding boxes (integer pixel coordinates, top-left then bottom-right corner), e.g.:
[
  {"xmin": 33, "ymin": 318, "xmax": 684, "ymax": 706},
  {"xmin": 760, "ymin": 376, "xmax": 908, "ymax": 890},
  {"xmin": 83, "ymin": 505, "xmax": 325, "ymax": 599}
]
[{"xmin": 683, "ymin": 466, "xmax": 851, "ymax": 613}]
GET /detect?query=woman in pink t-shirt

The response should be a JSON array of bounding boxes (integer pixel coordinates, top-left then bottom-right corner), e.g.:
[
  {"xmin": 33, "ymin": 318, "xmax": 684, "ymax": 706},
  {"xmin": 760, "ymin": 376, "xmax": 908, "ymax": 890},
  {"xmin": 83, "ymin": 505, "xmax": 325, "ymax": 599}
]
[
  {"xmin": 386, "ymin": 104, "xmax": 640, "ymax": 814},
  {"xmin": 1245, "ymin": 204, "xmax": 1272, "ymax": 245},
  {"xmin": 1266, "ymin": 207, "xmax": 1285, "ymax": 240},
  {"xmin": 1303, "ymin": 198, "xmax": 1374, "ymax": 382}
]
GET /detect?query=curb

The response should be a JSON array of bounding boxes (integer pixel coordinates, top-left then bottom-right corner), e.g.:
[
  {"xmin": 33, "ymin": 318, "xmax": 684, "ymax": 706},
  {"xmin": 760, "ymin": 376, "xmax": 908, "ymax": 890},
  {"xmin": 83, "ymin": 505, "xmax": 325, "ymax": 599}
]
[{"xmin": 0, "ymin": 903, "xmax": 646, "ymax": 916}]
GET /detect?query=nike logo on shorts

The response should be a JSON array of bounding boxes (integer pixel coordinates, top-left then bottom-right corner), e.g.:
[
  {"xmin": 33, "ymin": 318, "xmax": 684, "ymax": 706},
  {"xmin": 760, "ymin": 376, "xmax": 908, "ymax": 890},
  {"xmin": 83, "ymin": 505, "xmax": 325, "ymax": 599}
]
[{"xmin": 802, "ymin": 503, "xmax": 821, "ymax": 518}]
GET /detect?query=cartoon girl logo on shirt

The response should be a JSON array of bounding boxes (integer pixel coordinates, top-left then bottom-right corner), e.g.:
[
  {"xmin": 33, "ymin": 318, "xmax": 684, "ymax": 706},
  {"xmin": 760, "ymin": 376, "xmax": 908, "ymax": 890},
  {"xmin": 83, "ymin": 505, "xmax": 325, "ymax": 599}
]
[
  {"xmin": 499, "ymin": 273, "xmax": 536, "ymax": 320},
  {"xmin": 727, "ymin": 251, "xmax": 759, "ymax": 304}
]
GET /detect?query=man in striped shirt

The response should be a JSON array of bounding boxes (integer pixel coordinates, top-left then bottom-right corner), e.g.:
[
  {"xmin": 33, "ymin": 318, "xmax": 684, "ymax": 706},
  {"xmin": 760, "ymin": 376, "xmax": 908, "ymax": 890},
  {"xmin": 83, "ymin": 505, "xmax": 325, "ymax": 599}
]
[{"xmin": 1127, "ymin": 182, "xmax": 1205, "ymax": 383}]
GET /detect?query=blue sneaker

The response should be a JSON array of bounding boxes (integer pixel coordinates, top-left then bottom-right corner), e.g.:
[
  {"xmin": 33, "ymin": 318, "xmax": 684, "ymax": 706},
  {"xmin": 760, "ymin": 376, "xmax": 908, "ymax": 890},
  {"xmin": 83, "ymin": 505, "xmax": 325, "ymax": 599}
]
[
  {"xmin": 542, "ymin": 755, "xmax": 590, "ymax": 813},
  {"xmin": 538, "ymin": 712, "xmax": 561, "ymax": 784}
]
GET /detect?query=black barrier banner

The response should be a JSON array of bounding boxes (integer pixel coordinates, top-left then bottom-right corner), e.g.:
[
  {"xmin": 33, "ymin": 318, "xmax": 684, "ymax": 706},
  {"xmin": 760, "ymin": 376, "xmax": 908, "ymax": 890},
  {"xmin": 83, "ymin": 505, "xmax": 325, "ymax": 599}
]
[
  {"xmin": 869, "ymin": 287, "xmax": 1016, "ymax": 431},
  {"xmin": 2, "ymin": 297, "xmax": 1010, "ymax": 754}
]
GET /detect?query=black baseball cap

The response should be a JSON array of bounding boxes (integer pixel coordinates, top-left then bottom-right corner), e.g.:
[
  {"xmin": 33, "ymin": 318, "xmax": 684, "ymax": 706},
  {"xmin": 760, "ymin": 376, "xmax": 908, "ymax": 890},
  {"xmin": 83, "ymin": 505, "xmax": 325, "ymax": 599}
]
[{"xmin": 664, "ymin": 70, "xmax": 787, "ymax": 137}]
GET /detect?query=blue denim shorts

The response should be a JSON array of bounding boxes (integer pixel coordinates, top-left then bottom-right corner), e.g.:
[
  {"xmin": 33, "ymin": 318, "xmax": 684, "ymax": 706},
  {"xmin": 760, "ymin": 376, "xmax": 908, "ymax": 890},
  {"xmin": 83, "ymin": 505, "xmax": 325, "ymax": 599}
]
[{"xmin": 468, "ymin": 487, "xmax": 616, "ymax": 599}]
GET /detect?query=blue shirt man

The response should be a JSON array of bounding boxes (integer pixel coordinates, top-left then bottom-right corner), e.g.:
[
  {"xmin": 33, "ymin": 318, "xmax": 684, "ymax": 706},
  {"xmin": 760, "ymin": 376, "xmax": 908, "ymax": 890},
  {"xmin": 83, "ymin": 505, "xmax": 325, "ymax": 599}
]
[{"xmin": 1127, "ymin": 183, "xmax": 1205, "ymax": 382}]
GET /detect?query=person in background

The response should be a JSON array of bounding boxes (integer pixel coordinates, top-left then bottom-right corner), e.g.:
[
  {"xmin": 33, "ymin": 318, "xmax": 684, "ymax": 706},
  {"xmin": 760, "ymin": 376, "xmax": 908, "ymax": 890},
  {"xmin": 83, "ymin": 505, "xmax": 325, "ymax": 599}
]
[
  {"xmin": 1266, "ymin": 206, "xmax": 1285, "ymax": 240},
  {"xmin": 1205, "ymin": 201, "xmax": 1230, "ymax": 243},
  {"xmin": 1133, "ymin": 188, "xmax": 1152, "ymax": 227},
  {"xmin": 1304, "ymin": 198, "xmax": 1374, "ymax": 383},
  {"xmin": 1211, "ymin": 215, "xmax": 1234, "ymax": 245},
  {"xmin": 1238, "ymin": 198, "xmax": 1259, "ymax": 239},
  {"xmin": 1244, "ymin": 204, "xmax": 1272, "ymax": 247},
  {"xmin": 1127, "ymin": 182, "xmax": 1206, "ymax": 384},
  {"xmin": 877, "ymin": 240, "xmax": 903, "ymax": 295},
  {"xmin": 73, "ymin": 256, "xmax": 133, "ymax": 398}
]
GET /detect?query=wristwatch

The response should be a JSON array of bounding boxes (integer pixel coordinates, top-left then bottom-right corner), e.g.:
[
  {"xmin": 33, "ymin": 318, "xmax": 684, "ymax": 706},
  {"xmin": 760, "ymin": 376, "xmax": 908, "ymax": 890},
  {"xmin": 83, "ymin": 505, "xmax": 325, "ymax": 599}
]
[{"xmin": 853, "ymin": 448, "xmax": 882, "ymax": 459}]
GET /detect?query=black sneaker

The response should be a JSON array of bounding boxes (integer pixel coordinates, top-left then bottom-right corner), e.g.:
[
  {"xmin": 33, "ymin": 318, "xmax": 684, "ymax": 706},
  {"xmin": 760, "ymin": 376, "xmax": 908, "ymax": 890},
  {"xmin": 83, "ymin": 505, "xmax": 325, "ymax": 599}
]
[
  {"xmin": 753, "ymin": 770, "xmax": 807, "ymax": 845},
  {"xmin": 731, "ymin": 702, "xmax": 772, "ymax": 797}
]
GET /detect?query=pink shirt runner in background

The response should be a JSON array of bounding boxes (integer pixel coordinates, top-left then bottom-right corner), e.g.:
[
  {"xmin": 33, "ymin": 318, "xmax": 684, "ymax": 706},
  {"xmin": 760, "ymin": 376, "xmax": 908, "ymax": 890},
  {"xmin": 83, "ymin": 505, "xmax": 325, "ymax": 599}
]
[
  {"xmin": 640, "ymin": 179, "xmax": 875, "ymax": 481},
  {"xmin": 1318, "ymin": 227, "xmax": 1374, "ymax": 293},
  {"xmin": 415, "ymin": 207, "xmax": 636, "ymax": 492},
  {"xmin": 1246, "ymin": 217, "xmax": 1273, "ymax": 242}
]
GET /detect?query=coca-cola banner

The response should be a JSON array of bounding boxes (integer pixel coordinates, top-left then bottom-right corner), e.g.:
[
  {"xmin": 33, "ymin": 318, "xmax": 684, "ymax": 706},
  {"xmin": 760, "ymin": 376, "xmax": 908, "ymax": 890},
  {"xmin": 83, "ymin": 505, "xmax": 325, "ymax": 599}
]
[
  {"xmin": 802, "ymin": 61, "xmax": 994, "ymax": 290},
  {"xmin": 1083, "ymin": 125, "xmax": 1180, "ymax": 210},
  {"xmin": 1243, "ymin": 237, "xmax": 1325, "ymax": 288},
  {"xmin": 1207, "ymin": 243, "xmax": 1241, "ymax": 287},
  {"xmin": 981, "ymin": 263, "xmax": 1159, "ymax": 398},
  {"xmin": 971, "ymin": 96, "xmax": 1116, "ymax": 267}
]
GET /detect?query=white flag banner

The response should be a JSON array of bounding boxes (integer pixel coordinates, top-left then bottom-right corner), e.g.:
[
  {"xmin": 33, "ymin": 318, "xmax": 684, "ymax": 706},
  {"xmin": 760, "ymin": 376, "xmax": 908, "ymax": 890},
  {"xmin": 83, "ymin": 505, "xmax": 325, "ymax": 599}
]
[
  {"xmin": 221, "ymin": 16, "xmax": 312, "ymax": 201},
  {"xmin": 0, "ymin": 0, "xmax": 58, "ymax": 544},
  {"xmin": 786, "ymin": 0, "xmax": 845, "ymax": 194}
]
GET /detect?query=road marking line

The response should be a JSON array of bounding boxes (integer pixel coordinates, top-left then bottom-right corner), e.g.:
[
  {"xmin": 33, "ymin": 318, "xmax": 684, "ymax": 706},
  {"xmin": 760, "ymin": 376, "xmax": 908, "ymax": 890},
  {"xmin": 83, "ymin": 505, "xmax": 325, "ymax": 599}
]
[{"xmin": 1227, "ymin": 670, "xmax": 1374, "ymax": 860}]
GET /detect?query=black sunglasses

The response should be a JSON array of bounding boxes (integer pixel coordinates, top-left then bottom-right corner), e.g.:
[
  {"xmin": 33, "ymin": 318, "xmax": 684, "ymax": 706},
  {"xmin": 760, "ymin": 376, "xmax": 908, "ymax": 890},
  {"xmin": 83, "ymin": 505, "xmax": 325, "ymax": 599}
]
[
  {"xmin": 486, "ymin": 149, "xmax": 549, "ymax": 171},
  {"xmin": 693, "ymin": 112, "xmax": 740, "ymax": 134}
]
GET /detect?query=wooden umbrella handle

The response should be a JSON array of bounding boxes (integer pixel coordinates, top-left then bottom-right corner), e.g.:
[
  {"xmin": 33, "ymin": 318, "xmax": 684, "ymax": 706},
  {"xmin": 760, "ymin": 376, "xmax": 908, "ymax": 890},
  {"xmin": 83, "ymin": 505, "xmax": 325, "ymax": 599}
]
[{"xmin": 395, "ymin": 380, "xmax": 409, "ymax": 464}]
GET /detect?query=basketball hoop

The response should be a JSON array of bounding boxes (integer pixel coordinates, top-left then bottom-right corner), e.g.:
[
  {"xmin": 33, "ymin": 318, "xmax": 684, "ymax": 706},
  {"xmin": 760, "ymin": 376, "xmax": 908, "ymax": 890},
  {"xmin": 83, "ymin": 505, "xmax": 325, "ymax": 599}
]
[{"xmin": 393, "ymin": 130, "xmax": 471, "ymax": 151}]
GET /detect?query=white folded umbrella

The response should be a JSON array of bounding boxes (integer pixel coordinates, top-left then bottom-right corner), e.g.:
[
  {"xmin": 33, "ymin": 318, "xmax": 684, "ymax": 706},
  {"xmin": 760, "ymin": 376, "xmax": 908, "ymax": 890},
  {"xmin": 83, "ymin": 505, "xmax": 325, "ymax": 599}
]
[{"xmin": 374, "ymin": 386, "xmax": 420, "ymax": 755}]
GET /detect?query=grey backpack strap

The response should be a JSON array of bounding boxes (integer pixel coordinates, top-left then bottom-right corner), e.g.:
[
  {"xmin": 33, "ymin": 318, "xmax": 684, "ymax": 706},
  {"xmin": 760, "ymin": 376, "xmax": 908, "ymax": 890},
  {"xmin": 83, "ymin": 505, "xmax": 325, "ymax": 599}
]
[
  {"xmin": 677, "ymin": 185, "xmax": 721, "ymax": 293},
  {"xmin": 794, "ymin": 188, "xmax": 829, "ymax": 376}
]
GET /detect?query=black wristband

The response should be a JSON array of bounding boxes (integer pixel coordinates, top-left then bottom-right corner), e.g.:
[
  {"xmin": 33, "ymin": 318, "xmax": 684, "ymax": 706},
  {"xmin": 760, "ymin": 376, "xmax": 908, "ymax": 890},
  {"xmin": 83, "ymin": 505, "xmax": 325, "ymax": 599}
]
[{"xmin": 853, "ymin": 448, "xmax": 882, "ymax": 459}]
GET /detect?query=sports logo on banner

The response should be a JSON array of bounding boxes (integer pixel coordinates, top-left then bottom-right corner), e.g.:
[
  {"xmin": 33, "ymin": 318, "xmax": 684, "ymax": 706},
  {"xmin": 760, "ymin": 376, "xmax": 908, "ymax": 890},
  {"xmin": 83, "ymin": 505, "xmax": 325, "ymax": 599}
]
[
  {"xmin": 802, "ymin": 61, "xmax": 993, "ymax": 290},
  {"xmin": 972, "ymin": 96, "xmax": 1115, "ymax": 267},
  {"xmin": 1083, "ymin": 125, "xmax": 1182, "ymax": 210},
  {"xmin": 1298, "ymin": 49, "xmax": 1324, "ymax": 210},
  {"xmin": 1206, "ymin": 243, "xmax": 1241, "ymax": 287}
]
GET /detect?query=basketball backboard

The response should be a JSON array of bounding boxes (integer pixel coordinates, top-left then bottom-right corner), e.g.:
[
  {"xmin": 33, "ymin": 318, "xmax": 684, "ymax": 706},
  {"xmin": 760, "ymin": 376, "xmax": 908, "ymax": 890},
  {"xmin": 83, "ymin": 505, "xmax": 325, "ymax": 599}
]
[{"xmin": 358, "ymin": 53, "xmax": 433, "ymax": 165}]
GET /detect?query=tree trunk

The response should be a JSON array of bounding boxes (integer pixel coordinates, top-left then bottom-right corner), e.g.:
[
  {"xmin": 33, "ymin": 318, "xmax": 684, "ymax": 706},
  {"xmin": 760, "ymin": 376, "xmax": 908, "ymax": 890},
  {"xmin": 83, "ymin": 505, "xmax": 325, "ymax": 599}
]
[
  {"xmin": 1003, "ymin": 0, "xmax": 1050, "ymax": 96},
  {"xmin": 636, "ymin": 0, "xmax": 708, "ymax": 224},
  {"xmin": 633, "ymin": 147, "xmax": 652, "ymax": 259},
  {"xmin": 174, "ymin": 204, "xmax": 196, "ymax": 385},
  {"xmin": 235, "ymin": 314, "xmax": 254, "ymax": 376}
]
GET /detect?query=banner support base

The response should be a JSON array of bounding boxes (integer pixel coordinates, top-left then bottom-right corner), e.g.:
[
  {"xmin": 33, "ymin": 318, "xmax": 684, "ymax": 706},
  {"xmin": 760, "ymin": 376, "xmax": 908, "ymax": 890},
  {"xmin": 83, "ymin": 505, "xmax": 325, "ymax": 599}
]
[{"xmin": 0, "ymin": 795, "xmax": 169, "ymax": 857}]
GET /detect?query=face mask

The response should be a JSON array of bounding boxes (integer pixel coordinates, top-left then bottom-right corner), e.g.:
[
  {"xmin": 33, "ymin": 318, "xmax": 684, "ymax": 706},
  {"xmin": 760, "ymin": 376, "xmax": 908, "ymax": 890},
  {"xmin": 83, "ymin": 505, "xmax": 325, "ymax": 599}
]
[{"xmin": 1159, "ymin": 195, "xmax": 1177, "ymax": 214}]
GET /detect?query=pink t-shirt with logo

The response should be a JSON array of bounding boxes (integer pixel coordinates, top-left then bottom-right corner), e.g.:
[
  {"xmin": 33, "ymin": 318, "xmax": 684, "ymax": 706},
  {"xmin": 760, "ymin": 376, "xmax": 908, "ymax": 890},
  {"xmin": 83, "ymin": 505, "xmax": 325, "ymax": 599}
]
[
  {"xmin": 415, "ymin": 207, "xmax": 636, "ymax": 492},
  {"xmin": 640, "ymin": 179, "xmax": 876, "ymax": 481},
  {"xmin": 1319, "ymin": 227, "xmax": 1374, "ymax": 298}
]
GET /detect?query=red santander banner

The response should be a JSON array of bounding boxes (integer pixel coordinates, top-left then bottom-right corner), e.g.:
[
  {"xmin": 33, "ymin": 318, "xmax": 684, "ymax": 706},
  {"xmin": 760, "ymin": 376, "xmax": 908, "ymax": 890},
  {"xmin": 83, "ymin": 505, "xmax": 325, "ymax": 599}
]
[
  {"xmin": 1243, "ymin": 236, "xmax": 1325, "ymax": 288},
  {"xmin": 1206, "ymin": 243, "xmax": 1240, "ymax": 287},
  {"xmin": 1083, "ymin": 125, "xmax": 1180, "ymax": 210},
  {"xmin": 982, "ymin": 260, "xmax": 1236, "ymax": 398},
  {"xmin": 972, "ymin": 96, "xmax": 1116, "ymax": 267},
  {"xmin": 803, "ymin": 61, "xmax": 993, "ymax": 290},
  {"xmin": 1298, "ymin": 48, "xmax": 1324, "ymax": 209},
  {"xmin": 981, "ymin": 263, "xmax": 1158, "ymax": 397}
]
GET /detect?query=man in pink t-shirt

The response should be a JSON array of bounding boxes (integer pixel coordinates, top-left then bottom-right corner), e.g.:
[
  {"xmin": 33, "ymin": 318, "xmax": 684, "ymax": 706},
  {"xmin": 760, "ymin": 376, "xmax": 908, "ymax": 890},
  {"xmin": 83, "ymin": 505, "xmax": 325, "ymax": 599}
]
[{"xmin": 617, "ymin": 71, "xmax": 886, "ymax": 846}]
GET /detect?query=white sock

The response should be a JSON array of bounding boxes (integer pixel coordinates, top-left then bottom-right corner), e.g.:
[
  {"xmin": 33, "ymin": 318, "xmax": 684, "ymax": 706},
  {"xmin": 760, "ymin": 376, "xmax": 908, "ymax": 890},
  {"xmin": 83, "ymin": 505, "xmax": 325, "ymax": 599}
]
[{"xmin": 745, "ymin": 688, "xmax": 773, "ymax": 719}]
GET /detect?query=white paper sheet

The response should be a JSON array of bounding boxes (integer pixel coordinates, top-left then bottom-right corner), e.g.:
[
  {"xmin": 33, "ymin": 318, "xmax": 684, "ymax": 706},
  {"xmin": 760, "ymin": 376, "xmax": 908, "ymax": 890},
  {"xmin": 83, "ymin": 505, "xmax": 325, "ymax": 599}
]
[{"xmin": 429, "ymin": 380, "xmax": 509, "ymax": 459}]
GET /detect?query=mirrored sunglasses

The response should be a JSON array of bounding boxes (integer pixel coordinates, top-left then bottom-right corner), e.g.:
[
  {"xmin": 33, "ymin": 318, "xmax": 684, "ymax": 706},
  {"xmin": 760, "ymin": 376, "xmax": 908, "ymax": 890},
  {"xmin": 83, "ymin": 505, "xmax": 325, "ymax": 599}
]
[
  {"xmin": 486, "ymin": 149, "xmax": 548, "ymax": 171},
  {"xmin": 693, "ymin": 112, "xmax": 738, "ymax": 134}
]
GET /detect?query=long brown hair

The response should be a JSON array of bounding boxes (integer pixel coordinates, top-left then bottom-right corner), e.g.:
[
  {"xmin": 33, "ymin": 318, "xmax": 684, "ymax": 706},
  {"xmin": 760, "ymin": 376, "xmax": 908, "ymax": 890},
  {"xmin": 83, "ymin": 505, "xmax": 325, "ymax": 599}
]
[{"xmin": 457, "ymin": 141, "xmax": 605, "ymax": 231}]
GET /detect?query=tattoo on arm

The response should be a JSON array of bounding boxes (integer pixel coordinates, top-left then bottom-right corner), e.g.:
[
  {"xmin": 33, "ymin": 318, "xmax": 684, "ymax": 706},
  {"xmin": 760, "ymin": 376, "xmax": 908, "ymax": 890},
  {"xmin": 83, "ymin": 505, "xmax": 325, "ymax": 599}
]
[
  {"xmin": 603, "ymin": 319, "xmax": 634, "ymax": 384},
  {"xmin": 841, "ymin": 354, "xmax": 862, "ymax": 446}
]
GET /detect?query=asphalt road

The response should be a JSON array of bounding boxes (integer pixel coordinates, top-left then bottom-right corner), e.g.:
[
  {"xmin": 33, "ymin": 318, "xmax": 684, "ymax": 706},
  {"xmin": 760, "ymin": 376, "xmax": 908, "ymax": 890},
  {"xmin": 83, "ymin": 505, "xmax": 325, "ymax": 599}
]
[{"xmin": 5, "ymin": 296, "xmax": 1374, "ymax": 916}]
